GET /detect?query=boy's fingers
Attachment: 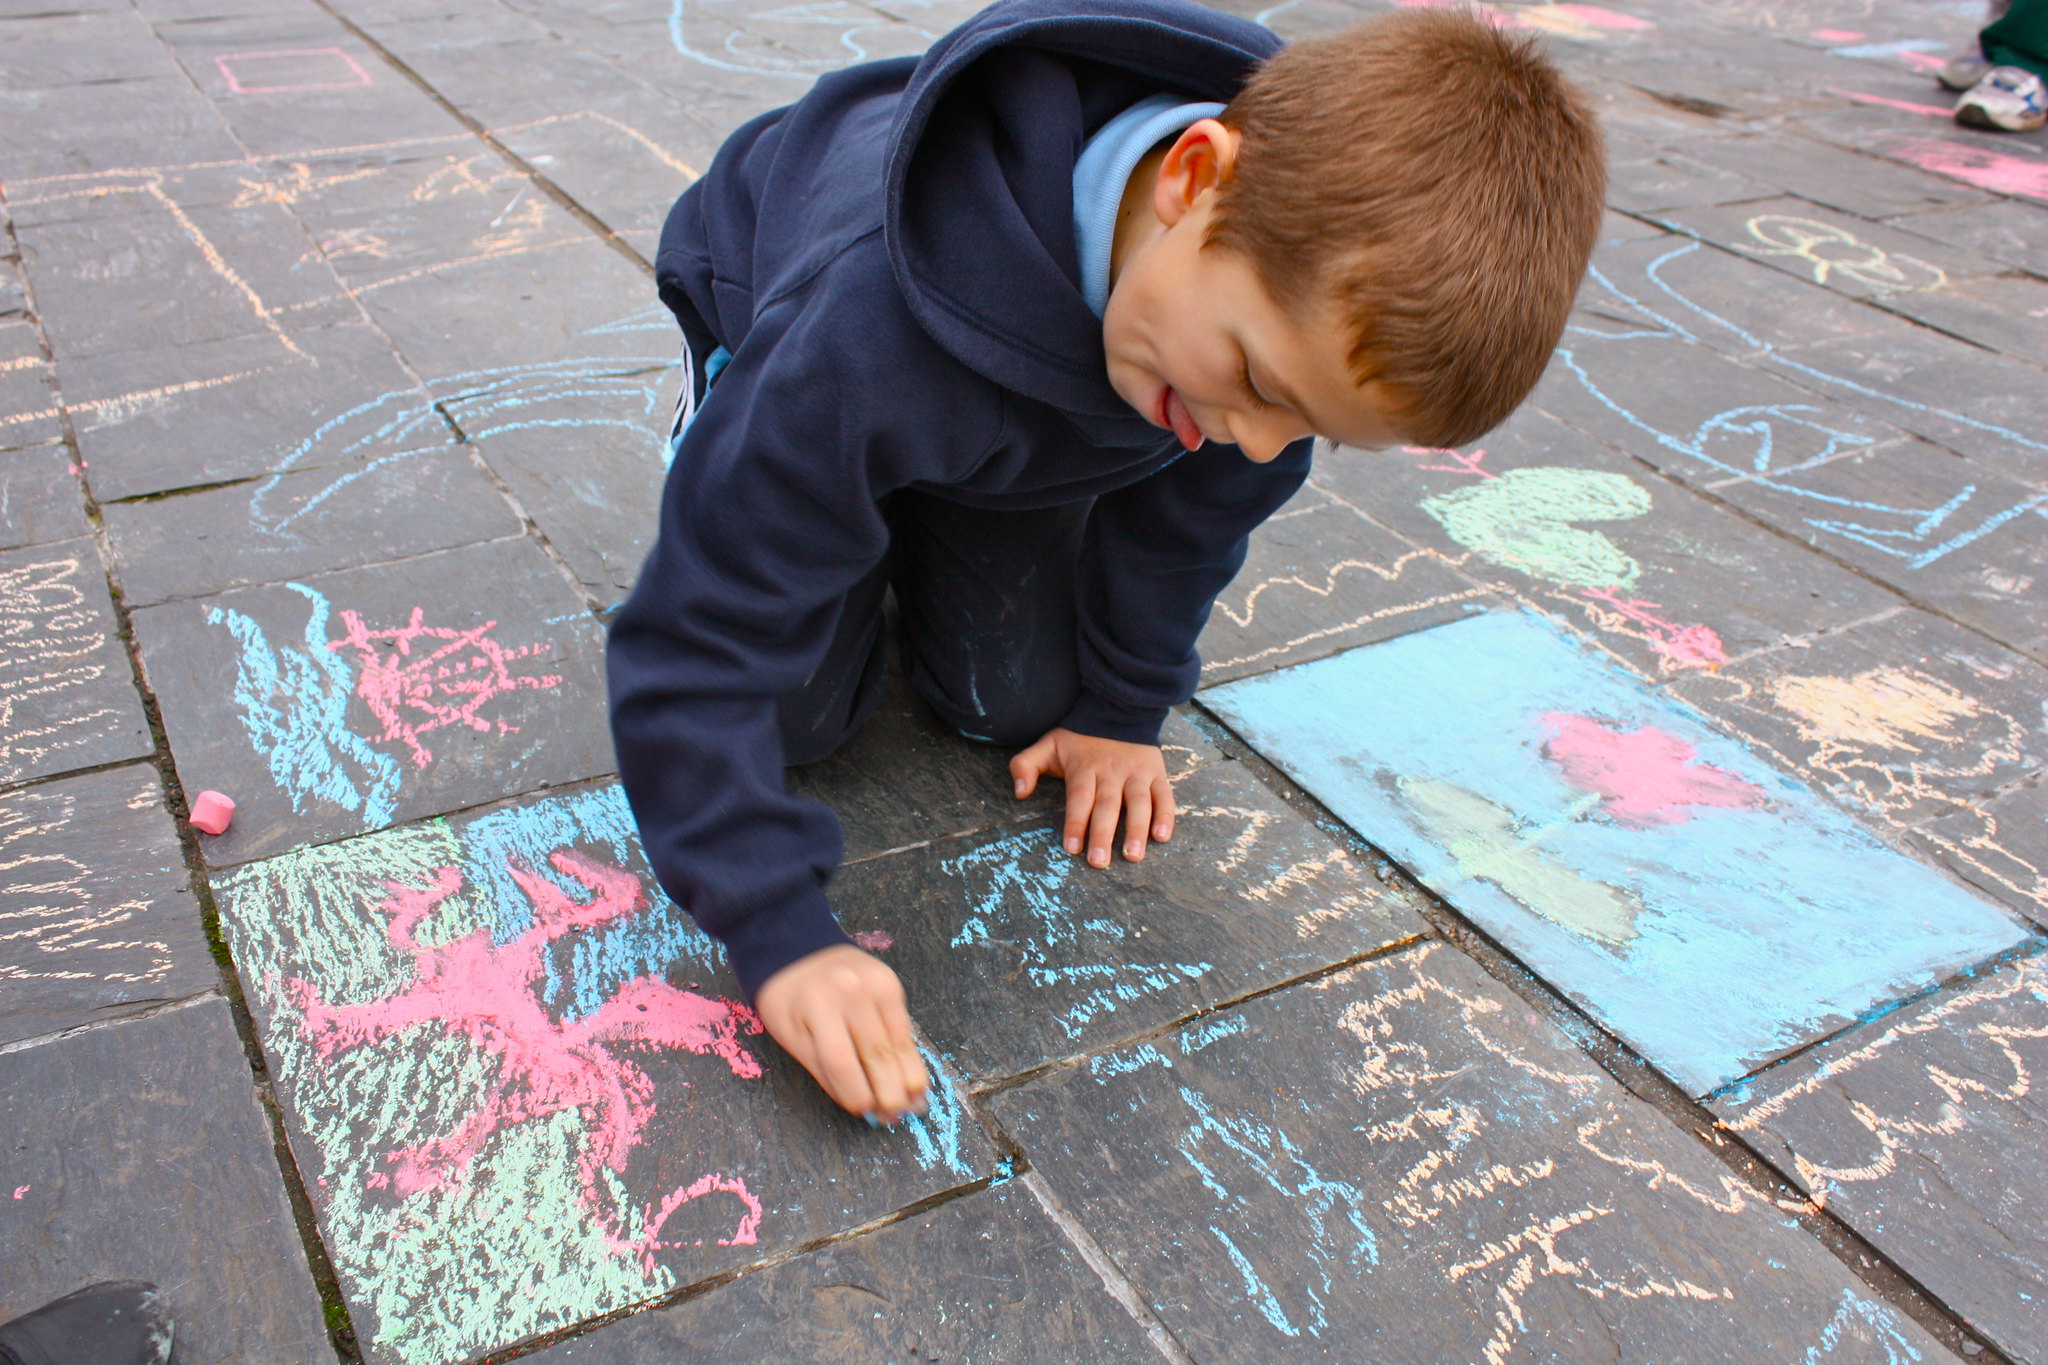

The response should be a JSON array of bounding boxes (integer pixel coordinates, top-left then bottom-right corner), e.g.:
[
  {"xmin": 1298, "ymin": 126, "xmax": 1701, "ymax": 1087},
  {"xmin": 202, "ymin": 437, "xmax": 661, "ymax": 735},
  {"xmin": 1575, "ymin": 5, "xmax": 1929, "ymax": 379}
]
[
  {"xmin": 1123, "ymin": 779, "xmax": 1152, "ymax": 861},
  {"xmin": 852, "ymin": 1007, "xmax": 911, "ymax": 1121},
  {"xmin": 1008, "ymin": 746, "xmax": 1045, "ymax": 799},
  {"xmin": 1063, "ymin": 774, "xmax": 1097, "ymax": 857},
  {"xmin": 1152, "ymin": 776, "xmax": 1176, "ymax": 843},
  {"xmin": 804, "ymin": 1013, "xmax": 876, "ymax": 1118},
  {"xmin": 1086, "ymin": 786, "xmax": 1122, "ymax": 868}
]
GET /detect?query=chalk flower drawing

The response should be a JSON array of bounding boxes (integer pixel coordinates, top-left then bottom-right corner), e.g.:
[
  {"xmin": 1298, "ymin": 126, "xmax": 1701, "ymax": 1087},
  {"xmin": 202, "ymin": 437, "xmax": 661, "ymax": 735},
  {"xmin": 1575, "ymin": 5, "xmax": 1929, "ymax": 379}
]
[
  {"xmin": 289, "ymin": 849, "xmax": 767, "ymax": 1266},
  {"xmin": 328, "ymin": 606, "xmax": 563, "ymax": 769}
]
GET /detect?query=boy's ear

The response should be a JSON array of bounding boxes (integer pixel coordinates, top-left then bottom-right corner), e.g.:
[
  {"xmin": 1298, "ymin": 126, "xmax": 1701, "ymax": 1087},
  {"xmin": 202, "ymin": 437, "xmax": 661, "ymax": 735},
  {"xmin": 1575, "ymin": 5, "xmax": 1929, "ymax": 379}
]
[{"xmin": 1152, "ymin": 118, "xmax": 1242, "ymax": 227}]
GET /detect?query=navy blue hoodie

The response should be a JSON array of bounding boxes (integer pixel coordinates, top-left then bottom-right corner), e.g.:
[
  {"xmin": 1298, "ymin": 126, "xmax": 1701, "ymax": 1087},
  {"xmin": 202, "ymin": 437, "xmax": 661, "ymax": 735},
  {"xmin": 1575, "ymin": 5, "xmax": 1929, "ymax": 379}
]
[{"xmin": 608, "ymin": 0, "xmax": 1312, "ymax": 998}]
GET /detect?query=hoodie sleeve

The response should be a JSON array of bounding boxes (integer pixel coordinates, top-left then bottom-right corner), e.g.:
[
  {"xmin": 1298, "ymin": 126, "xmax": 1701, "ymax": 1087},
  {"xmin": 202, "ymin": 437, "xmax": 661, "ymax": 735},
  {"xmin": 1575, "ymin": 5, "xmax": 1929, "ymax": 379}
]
[
  {"xmin": 1060, "ymin": 436, "xmax": 1313, "ymax": 744},
  {"xmin": 607, "ymin": 247, "xmax": 1003, "ymax": 1000}
]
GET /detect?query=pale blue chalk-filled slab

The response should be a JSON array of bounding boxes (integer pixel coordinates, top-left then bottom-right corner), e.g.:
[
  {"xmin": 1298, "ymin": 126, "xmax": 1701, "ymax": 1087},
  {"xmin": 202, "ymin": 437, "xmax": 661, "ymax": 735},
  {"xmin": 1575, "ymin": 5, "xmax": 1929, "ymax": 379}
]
[{"xmin": 1200, "ymin": 610, "xmax": 2030, "ymax": 1095}]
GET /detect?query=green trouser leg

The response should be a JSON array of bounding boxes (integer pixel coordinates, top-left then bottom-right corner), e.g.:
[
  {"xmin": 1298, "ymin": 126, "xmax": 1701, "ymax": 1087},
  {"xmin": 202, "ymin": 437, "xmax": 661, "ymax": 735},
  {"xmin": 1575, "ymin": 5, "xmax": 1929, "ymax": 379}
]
[{"xmin": 1981, "ymin": 0, "xmax": 2048, "ymax": 81}]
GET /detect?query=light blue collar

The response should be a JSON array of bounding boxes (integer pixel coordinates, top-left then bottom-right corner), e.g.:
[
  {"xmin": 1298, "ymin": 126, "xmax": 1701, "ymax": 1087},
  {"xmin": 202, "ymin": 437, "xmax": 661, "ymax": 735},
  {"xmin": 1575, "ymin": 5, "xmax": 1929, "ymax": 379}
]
[{"xmin": 1073, "ymin": 95, "xmax": 1226, "ymax": 318}]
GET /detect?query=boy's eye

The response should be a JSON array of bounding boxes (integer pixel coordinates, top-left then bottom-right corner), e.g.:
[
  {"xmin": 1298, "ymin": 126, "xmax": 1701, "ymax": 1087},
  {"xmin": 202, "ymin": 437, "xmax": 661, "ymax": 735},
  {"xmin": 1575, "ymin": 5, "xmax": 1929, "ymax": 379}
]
[{"xmin": 1238, "ymin": 359, "xmax": 1274, "ymax": 411}]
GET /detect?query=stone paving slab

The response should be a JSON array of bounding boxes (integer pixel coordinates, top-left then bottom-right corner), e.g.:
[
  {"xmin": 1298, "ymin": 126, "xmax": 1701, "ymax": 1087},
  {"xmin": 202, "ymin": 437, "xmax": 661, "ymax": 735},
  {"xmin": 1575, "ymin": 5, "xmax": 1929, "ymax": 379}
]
[
  {"xmin": 10, "ymin": 171, "xmax": 352, "ymax": 363},
  {"xmin": 0, "ymin": 764, "xmax": 214, "ymax": 1047},
  {"xmin": 1758, "ymin": 327, "xmax": 2048, "ymax": 489},
  {"xmin": 0, "ymin": 997, "xmax": 337, "ymax": 1365},
  {"xmin": 992, "ymin": 941, "xmax": 1942, "ymax": 1364},
  {"xmin": 1603, "ymin": 146, "xmax": 1777, "ymax": 215},
  {"xmin": 209, "ymin": 779, "xmax": 994, "ymax": 1365},
  {"xmin": 1715, "ymin": 953, "xmax": 2048, "ymax": 1365},
  {"xmin": 1887, "ymin": 198, "xmax": 2048, "ymax": 278},
  {"xmin": 523, "ymin": 1178, "xmax": 1160, "ymax": 1365},
  {"xmin": 1677, "ymin": 133, "xmax": 1993, "ymax": 220},
  {"xmin": 788, "ymin": 669, "xmax": 1062, "ymax": 864},
  {"xmin": 831, "ymin": 714, "xmax": 1424, "ymax": 1081},
  {"xmin": 132, "ymin": 536, "xmax": 613, "ymax": 866},
  {"xmin": 1195, "ymin": 483, "xmax": 1493, "ymax": 686},
  {"xmin": 1651, "ymin": 197, "xmax": 2009, "ymax": 303},
  {"xmin": 1917, "ymin": 777, "xmax": 2048, "ymax": 932},
  {"xmin": 0, "ymin": 537, "xmax": 153, "ymax": 787},
  {"xmin": 460, "ymin": 384, "xmax": 673, "ymax": 610},
  {"xmin": 103, "ymin": 443, "xmax": 522, "ymax": 607},
  {"xmin": 0, "ymin": 444, "xmax": 88, "ymax": 551},
  {"xmin": 1872, "ymin": 271, "xmax": 2048, "ymax": 370},
  {"xmin": 63, "ymin": 320, "xmax": 445, "ymax": 503},
  {"xmin": 1203, "ymin": 610, "xmax": 2031, "ymax": 1097},
  {"xmin": 1667, "ymin": 608, "xmax": 2048, "ymax": 833},
  {"xmin": 0, "ymin": 74, "xmax": 247, "ymax": 183},
  {"xmin": 1697, "ymin": 436, "xmax": 2048, "ymax": 657},
  {"xmin": 1319, "ymin": 405, "xmax": 1900, "ymax": 678}
]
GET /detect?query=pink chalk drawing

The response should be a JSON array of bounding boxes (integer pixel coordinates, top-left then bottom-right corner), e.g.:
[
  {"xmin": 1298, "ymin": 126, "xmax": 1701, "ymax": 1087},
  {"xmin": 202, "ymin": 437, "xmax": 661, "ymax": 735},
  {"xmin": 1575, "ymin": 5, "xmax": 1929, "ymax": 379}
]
[
  {"xmin": 1408, "ymin": 443, "xmax": 1495, "ymax": 479},
  {"xmin": 328, "ymin": 608, "xmax": 564, "ymax": 769},
  {"xmin": 1827, "ymin": 88, "xmax": 1950, "ymax": 118},
  {"xmin": 11, "ymin": 1185, "xmax": 26, "ymax": 1200},
  {"xmin": 215, "ymin": 48, "xmax": 373, "ymax": 96},
  {"xmin": 1810, "ymin": 28, "xmax": 1865, "ymax": 42},
  {"xmin": 1880, "ymin": 136, "xmax": 2048, "ymax": 201},
  {"xmin": 1542, "ymin": 713, "xmax": 1769, "ymax": 829},
  {"xmin": 1541, "ymin": 5, "xmax": 1653, "ymax": 31},
  {"xmin": 852, "ymin": 929, "xmax": 894, "ymax": 952},
  {"xmin": 1895, "ymin": 50, "xmax": 1949, "ymax": 75},
  {"xmin": 288, "ymin": 850, "xmax": 767, "ymax": 1267},
  {"xmin": 1579, "ymin": 587, "xmax": 1728, "ymax": 672}
]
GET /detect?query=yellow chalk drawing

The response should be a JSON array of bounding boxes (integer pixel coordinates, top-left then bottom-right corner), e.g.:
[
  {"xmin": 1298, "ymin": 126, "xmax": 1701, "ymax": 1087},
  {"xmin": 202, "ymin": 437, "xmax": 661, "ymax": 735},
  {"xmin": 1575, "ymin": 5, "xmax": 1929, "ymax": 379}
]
[
  {"xmin": 1738, "ymin": 215, "xmax": 1948, "ymax": 294},
  {"xmin": 1400, "ymin": 777, "xmax": 1641, "ymax": 946},
  {"xmin": 1770, "ymin": 666, "xmax": 1977, "ymax": 753},
  {"xmin": 0, "ymin": 778, "xmax": 172, "ymax": 991}
]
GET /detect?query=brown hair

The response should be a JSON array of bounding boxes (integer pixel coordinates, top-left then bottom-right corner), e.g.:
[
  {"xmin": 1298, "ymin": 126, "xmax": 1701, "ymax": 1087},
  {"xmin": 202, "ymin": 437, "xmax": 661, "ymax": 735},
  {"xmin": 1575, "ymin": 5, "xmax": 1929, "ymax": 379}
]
[{"xmin": 1208, "ymin": 7, "xmax": 1605, "ymax": 448}]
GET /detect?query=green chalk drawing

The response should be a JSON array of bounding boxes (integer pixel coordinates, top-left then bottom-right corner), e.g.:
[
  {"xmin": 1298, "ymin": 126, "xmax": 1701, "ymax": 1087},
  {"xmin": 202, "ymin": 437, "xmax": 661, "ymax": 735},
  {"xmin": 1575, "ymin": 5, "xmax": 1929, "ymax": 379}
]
[
  {"xmin": 1400, "ymin": 776, "xmax": 1641, "ymax": 947},
  {"xmin": 1422, "ymin": 467, "xmax": 1651, "ymax": 589}
]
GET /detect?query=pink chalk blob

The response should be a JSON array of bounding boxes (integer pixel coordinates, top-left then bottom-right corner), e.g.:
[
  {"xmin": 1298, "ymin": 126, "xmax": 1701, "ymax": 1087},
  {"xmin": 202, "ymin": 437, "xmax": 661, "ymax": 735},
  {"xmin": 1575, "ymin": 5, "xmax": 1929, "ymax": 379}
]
[
  {"xmin": 1545, "ymin": 5, "xmax": 1654, "ymax": 31},
  {"xmin": 852, "ymin": 929, "xmax": 894, "ymax": 952},
  {"xmin": 1882, "ymin": 135, "xmax": 2048, "ymax": 201},
  {"xmin": 1541, "ymin": 713, "xmax": 1769, "ymax": 828},
  {"xmin": 1810, "ymin": 28, "xmax": 1864, "ymax": 42},
  {"xmin": 328, "ymin": 607, "xmax": 564, "ymax": 768},
  {"xmin": 12, "ymin": 1185, "xmax": 27, "ymax": 1200},
  {"xmin": 290, "ymin": 849, "xmax": 767, "ymax": 1265},
  {"xmin": 1580, "ymin": 588, "xmax": 1728, "ymax": 672},
  {"xmin": 1828, "ymin": 88, "xmax": 1951, "ymax": 118}
]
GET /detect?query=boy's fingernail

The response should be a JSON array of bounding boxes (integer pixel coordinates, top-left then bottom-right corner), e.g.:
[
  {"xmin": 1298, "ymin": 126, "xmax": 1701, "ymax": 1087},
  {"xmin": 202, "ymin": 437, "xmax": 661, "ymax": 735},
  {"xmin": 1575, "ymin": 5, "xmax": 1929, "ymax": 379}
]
[
  {"xmin": 1065, "ymin": 837, "xmax": 1080, "ymax": 855},
  {"xmin": 1155, "ymin": 824, "xmax": 1170, "ymax": 840},
  {"xmin": 1014, "ymin": 781, "xmax": 1027, "ymax": 797},
  {"xmin": 1125, "ymin": 841, "xmax": 1141, "ymax": 858},
  {"xmin": 1090, "ymin": 848, "xmax": 1107, "ymax": 866}
]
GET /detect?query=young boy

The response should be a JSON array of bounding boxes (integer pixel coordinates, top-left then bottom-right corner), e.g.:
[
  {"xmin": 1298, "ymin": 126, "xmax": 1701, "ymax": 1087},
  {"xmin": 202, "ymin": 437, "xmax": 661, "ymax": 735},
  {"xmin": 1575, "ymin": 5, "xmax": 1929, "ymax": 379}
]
[{"xmin": 608, "ymin": 0, "xmax": 1604, "ymax": 1124}]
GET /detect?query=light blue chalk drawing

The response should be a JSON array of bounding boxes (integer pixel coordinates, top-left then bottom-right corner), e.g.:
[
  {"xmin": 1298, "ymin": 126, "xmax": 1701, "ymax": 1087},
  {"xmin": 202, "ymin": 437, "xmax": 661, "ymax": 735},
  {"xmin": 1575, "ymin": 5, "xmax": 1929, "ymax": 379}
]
[
  {"xmin": 941, "ymin": 827, "xmax": 1215, "ymax": 1039},
  {"xmin": 1559, "ymin": 241, "xmax": 2048, "ymax": 568},
  {"xmin": 1089, "ymin": 1042, "xmax": 1172, "ymax": 1077},
  {"xmin": 1827, "ymin": 38, "xmax": 1947, "ymax": 61},
  {"xmin": 209, "ymin": 583, "xmax": 403, "ymax": 827},
  {"xmin": 1179, "ymin": 1012, "xmax": 1247, "ymax": 1054},
  {"xmin": 899, "ymin": 1044, "xmax": 975, "ymax": 1179},
  {"xmin": 457, "ymin": 784, "xmax": 722, "ymax": 1019},
  {"xmin": 246, "ymin": 353, "xmax": 678, "ymax": 542},
  {"xmin": 1201, "ymin": 611, "xmax": 2032, "ymax": 1096},
  {"xmin": 668, "ymin": 0, "xmax": 940, "ymax": 77},
  {"xmin": 1797, "ymin": 1290, "xmax": 1923, "ymax": 1363},
  {"xmin": 1178, "ymin": 1086, "xmax": 1378, "ymax": 1337}
]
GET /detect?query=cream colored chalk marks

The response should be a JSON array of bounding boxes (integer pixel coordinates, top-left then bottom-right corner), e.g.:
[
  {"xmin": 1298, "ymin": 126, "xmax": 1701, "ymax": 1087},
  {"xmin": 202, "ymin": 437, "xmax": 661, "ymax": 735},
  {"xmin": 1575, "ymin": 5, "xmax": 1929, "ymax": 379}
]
[
  {"xmin": 1717, "ymin": 955, "xmax": 2048, "ymax": 1362},
  {"xmin": 996, "ymin": 942, "xmax": 1939, "ymax": 1362},
  {"xmin": 0, "ymin": 540, "xmax": 150, "ymax": 786},
  {"xmin": 0, "ymin": 766, "xmax": 214, "ymax": 1045}
]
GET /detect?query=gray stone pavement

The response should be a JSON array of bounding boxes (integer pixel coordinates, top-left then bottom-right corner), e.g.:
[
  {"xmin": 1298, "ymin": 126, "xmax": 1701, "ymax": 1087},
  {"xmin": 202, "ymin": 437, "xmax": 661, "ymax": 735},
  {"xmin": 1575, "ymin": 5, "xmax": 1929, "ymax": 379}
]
[{"xmin": 1, "ymin": 0, "xmax": 2043, "ymax": 1361}]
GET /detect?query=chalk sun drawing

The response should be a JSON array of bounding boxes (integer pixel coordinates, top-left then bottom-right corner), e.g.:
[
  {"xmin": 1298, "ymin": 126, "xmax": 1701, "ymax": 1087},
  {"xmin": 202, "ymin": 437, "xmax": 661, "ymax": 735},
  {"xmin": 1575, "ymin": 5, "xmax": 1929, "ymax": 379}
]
[
  {"xmin": 328, "ymin": 605, "xmax": 563, "ymax": 768},
  {"xmin": 942, "ymin": 827, "xmax": 1214, "ymax": 1037},
  {"xmin": 288, "ymin": 849, "xmax": 767, "ymax": 1265}
]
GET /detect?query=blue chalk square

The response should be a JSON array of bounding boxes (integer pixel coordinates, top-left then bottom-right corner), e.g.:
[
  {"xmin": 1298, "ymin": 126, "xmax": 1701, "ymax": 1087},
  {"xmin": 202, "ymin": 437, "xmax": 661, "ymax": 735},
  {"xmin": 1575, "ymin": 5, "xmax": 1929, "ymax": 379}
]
[{"xmin": 1200, "ymin": 610, "xmax": 2032, "ymax": 1096}]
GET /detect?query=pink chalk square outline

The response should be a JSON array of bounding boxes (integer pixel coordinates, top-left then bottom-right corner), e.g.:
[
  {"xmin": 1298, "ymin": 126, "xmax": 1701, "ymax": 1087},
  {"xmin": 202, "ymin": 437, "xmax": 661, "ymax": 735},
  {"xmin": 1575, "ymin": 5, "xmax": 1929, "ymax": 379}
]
[{"xmin": 215, "ymin": 48, "xmax": 373, "ymax": 95}]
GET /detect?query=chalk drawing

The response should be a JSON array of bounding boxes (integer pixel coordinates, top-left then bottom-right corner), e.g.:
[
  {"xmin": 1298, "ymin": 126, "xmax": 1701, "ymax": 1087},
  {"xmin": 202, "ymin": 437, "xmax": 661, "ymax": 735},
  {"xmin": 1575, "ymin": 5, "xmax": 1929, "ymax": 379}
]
[
  {"xmin": 1726, "ymin": 955, "xmax": 2047, "ymax": 1212},
  {"xmin": 668, "ymin": 0, "xmax": 940, "ymax": 77},
  {"xmin": 1422, "ymin": 467, "xmax": 1651, "ymax": 590},
  {"xmin": 1561, "ymin": 239, "xmax": 2048, "ymax": 568},
  {"xmin": 0, "ymin": 553, "xmax": 131, "ymax": 784},
  {"xmin": 1201, "ymin": 611, "xmax": 2029, "ymax": 1095},
  {"xmin": 0, "ymin": 776, "xmax": 172, "ymax": 997},
  {"xmin": 1879, "ymin": 135, "xmax": 2048, "ymax": 202},
  {"xmin": 1736, "ymin": 214, "xmax": 1948, "ymax": 295},
  {"xmin": 215, "ymin": 48, "xmax": 373, "ymax": 95},
  {"xmin": 209, "ymin": 582, "xmax": 562, "ymax": 830},
  {"xmin": 941, "ymin": 827, "xmax": 1215, "ymax": 1037}
]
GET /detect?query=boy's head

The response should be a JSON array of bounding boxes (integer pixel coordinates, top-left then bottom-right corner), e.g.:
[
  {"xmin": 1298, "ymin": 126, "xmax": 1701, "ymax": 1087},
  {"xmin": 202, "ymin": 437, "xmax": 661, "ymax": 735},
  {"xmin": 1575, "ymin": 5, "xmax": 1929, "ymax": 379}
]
[{"xmin": 1101, "ymin": 7, "xmax": 1605, "ymax": 457}]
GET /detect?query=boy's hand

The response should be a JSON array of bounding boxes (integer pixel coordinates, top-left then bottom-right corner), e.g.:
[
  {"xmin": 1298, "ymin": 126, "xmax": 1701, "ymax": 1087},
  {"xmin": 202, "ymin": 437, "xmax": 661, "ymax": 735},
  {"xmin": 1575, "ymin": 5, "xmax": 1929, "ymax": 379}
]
[
  {"xmin": 754, "ymin": 945, "xmax": 929, "ymax": 1124},
  {"xmin": 1010, "ymin": 727, "xmax": 1176, "ymax": 867}
]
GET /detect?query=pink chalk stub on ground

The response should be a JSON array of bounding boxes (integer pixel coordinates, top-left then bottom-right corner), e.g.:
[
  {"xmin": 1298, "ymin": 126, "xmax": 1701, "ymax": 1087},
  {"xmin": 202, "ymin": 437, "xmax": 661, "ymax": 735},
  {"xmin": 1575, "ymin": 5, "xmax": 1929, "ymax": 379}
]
[{"xmin": 189, "ymin": 790, "xmax": 236, "ymax": 835}]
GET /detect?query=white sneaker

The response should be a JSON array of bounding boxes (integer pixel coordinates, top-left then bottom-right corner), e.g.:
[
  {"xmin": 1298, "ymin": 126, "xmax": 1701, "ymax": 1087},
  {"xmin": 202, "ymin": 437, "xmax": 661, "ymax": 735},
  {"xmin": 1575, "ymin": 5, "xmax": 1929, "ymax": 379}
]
[
  {"xmin": 1937, "ymin": 56, "xmax": 1992, "ymax": 91},
  {"xmin": 1955, "ymin": 65, "xmax": 2048, "ymax": 131}
]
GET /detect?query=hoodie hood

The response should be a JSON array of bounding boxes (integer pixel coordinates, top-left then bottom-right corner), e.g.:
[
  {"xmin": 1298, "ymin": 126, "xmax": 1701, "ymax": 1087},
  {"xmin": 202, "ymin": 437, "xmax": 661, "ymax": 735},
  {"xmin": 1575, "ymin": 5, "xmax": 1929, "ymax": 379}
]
[{"xmin": 885, "ymin": 0, "xmax": 1280, "ymax": 444}]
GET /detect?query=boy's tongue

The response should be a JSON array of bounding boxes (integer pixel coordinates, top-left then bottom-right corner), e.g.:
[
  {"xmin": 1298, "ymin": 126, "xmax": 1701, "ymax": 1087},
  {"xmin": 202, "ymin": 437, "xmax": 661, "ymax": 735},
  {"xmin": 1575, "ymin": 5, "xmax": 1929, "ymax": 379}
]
[{"xmin": 1163, "ymin": 388, "xmax": 1203, "ymax": 451}]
